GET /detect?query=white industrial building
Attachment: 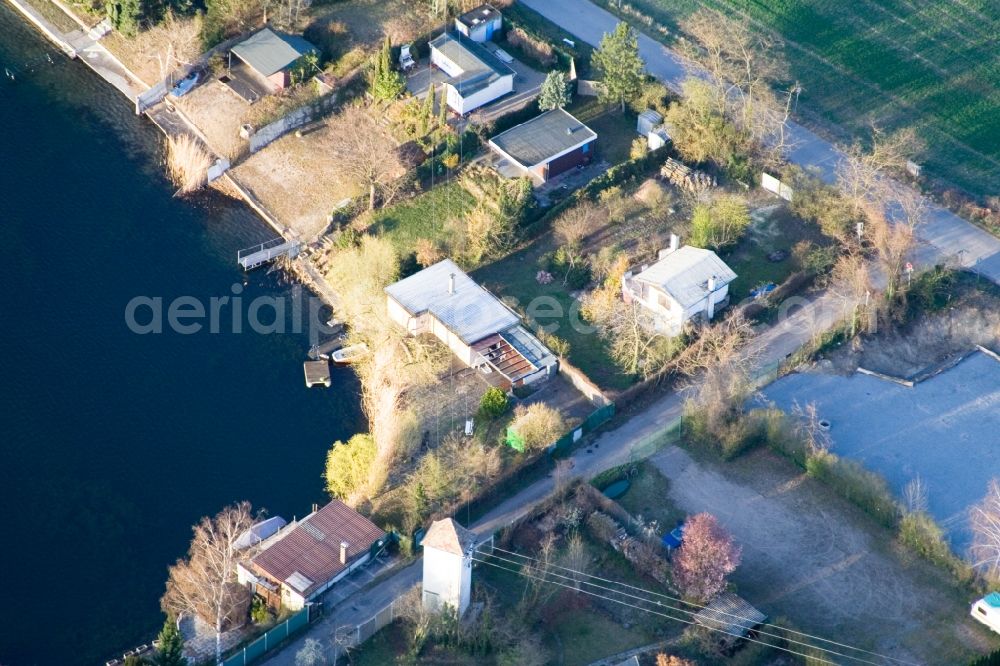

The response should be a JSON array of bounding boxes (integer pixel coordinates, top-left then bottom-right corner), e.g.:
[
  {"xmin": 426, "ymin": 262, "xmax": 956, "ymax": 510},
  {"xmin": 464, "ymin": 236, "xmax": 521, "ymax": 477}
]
[
  {"xmin": 621, "ymin": 236, "xmax": 737, "ymax": 335},
  {"xmin": 429, "ymin": 32, "xmax": 515, "ymax": 114},
  {"xmin": 385, "ymin": 259, "xmax": 558, "ymax": 390},
  {"xmin": 422, "ymin": 518, "xmax": 476, "ymax": 616}
]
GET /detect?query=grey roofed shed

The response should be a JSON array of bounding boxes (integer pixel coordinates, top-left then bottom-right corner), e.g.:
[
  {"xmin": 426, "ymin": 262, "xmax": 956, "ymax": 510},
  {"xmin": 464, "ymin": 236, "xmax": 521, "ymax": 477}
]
[
  {"xmin": 384, "ymin": 258, "xmax": 520, "ymax": 345},
  {"xmin": 693, "ymin": 592, "xmax": 767, "ymax": 639},
  {"xmin": 457, "ymin": 4, "xmax": 501, "ymax": 29},
  {"xmin": 231, "ymin": 28, "xmax": 317, "ymax": 77},
  {"xmin": 489, "ymin": 108, "xmax": 597, "ymax": 168},
  {"xmin": 429, "ymin": 32, "xmax": 515, "ymax": 96}
]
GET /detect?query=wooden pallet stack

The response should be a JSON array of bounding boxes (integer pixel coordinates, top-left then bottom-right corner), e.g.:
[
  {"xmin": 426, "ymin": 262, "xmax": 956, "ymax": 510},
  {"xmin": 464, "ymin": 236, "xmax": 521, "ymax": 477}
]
[{"xmin": 660, "ymin": 158, "xmax": 716, "ymax": 193}]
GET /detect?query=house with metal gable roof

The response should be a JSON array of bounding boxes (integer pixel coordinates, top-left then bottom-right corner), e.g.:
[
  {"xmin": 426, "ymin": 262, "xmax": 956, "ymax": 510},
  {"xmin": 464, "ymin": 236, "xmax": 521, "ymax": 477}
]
[
  {"xmin": 621, "ymin": 236, "xmax": 737, "ymax": 335},
  {"xmin": 236, "ymin": 500, "xmax": 387, "ymax": 611},
  {"xmin": 385, "ymin": 258, "xmax": 558, "ymax": 390},
  {"xmin": 429, "ymin": 31, "xmax": 515, "ymax": 114},
  {"xmin": 488, "ymin": 108, "xmax": 597, "ymax": 185},
  {"xmin": 230, "ymin": 28, "xmax": 318, "ymax": 91}
]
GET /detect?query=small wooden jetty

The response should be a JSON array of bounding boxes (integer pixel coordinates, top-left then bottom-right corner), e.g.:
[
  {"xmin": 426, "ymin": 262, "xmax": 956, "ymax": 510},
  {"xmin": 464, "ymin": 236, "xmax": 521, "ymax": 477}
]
[
  {"xmin": 308, "ymin": 335, "xmax": 346, "ymax": 360},
  {"xmin": 303, "ymin": 360, "xmax": 332, "ymax": 387},
  {"xmin": 238, "ymin": 238, "xmax": 300, "ymax": 270}
]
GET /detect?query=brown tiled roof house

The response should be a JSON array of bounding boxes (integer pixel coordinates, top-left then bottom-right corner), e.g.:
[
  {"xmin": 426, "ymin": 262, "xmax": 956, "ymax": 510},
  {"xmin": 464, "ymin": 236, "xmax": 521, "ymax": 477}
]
[{"xmin": 238, "ymin": 500, "xmax": 386, "ymax": 610}]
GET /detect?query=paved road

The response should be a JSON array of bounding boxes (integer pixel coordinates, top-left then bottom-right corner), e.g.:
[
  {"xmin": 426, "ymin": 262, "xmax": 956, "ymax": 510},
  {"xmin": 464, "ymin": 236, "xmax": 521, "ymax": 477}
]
[
  {"xmin": 521, "ymin": 0, "xmax": 1000, "ymax": 284},
  {"xmin": 262, "ymin": 272, "xmax": 852, "ymax": 664}
]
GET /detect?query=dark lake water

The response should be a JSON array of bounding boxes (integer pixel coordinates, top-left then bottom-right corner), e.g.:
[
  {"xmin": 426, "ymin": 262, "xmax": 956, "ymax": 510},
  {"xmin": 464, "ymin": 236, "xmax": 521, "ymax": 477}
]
[{"xmin": 0, "ymin": 10, "xmax": 362, "ymax": 665}]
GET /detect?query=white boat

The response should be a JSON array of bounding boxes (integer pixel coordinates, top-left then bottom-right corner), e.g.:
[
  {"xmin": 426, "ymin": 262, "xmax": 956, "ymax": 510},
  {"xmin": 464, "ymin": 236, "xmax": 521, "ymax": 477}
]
[{"xmin": 332, "ymin": 343, "xmax": 369, "ymax": 365}]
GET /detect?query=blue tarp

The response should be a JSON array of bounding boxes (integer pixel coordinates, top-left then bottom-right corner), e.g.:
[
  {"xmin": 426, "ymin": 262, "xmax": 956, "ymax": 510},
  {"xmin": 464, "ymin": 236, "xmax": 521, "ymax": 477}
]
[{"xmin": 661, "ymin": 523, "xmax": 685, "ymax": 549}]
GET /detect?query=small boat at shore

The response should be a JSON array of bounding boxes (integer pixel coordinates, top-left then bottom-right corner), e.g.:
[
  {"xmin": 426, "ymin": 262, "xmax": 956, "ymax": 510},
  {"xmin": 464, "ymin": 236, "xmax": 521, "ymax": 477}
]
[{"xmin": 332, "ymin": 343, "xmax": 369, "ymax": 365}]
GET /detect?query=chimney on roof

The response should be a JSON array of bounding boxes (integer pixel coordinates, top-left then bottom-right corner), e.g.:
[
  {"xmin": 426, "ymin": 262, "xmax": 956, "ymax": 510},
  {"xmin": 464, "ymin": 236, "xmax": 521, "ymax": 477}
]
[
  {"xmin": 565, "ymin": 126, "xmax": 573, "ymax": 136},
  {"xmin": 658, "ymin": 234, "xmax": 680, "ymax": 260},
  {"xmin": 448, "ymin": 273, "xmax": 456, "ymax": 295},
  {"xmin": 340, "ymin": 541, "xmax": 349, "ymax": 565}
]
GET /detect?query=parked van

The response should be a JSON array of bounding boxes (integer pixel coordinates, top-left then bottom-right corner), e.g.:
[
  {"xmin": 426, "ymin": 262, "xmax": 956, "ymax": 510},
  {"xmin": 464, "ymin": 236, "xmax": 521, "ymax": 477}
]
[{"xmin": 971, "ymin": 593, "xmax": 1000, "ymax": 633}]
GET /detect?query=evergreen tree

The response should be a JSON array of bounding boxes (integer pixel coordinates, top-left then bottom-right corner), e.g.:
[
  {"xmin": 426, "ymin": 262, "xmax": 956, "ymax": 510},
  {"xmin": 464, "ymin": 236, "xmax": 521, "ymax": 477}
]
[
  {"xmin": 420, "ymin": 84, "xmax": 434, "ymax": 135},
  {"xmin": 593, "ymin": 22, "xmax": 645, "ymax": 112},
  {"xmin": 109, "ymin": 0, "xmax": 143, "ymax": 37},
  {"xmin": 538, "ymin": 70, "xmax": 572, "ymax": 111},
  {"xmin": 371, "ymin": 36, "xmax": 405, "ymax": 100},
  {"xmin": 155, "ymin": 616, "xmax": 186, "ymax": 666},
  {"xmin": 438, "ymin": 86, "xmax": 449, "ymax": 127}
]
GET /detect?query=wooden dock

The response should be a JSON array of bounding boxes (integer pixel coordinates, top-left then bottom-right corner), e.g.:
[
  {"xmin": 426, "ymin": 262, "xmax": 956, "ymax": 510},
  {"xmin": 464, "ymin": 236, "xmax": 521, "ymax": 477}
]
[
  {"xmin": 238, "ymin": 238, "xmax": 300, "ymax": 270},
  {"xmin": 303, "ymin": 360, "xmax": 331, "ymax": 388}
]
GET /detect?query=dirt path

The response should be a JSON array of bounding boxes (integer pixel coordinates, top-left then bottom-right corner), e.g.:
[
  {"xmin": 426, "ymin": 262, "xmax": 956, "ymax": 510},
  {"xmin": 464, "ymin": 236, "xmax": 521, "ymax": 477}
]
[{"xmin": 650, "ymin": 445, "xmax": 997, "ymax": 664}]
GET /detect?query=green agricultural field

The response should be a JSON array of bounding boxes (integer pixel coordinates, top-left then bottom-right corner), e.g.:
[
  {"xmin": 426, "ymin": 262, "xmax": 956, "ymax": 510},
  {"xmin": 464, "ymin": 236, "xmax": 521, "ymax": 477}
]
[{"xmin": 606, "ymin": 0, "xmax": 1000, "ymax": 197}]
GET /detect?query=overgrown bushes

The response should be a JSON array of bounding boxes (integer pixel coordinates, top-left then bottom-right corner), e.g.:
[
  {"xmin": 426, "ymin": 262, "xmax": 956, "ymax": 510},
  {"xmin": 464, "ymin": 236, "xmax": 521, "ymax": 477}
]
[{"xmin": 804, "ymin": 448, "xmax": 900, "ymax": 528}]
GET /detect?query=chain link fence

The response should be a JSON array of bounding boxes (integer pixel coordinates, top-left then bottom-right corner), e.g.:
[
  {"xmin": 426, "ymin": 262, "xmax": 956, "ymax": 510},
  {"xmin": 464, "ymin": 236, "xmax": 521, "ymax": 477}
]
[{"xmin": 221, "ymin": 606, "xmax": 311, "ymax": 666}]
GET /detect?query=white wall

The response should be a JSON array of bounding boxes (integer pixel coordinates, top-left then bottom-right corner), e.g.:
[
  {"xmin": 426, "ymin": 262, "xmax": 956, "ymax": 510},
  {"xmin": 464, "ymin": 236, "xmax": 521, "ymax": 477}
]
[
  {"xmin": 446, "ymin": 75, "xmax": 513, "ymax": 114},
  {"xmin": 422, "ymin": 546, "xmax": 471, "ymax": 616}
]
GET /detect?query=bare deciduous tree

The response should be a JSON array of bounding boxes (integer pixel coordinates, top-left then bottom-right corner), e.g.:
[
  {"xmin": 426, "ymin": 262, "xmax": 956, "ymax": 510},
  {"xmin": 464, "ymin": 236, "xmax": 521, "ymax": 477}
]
[
  {"xmin": 559, "ymin": 532, "xmax": 590, "ymax": 591},
  {"xmin": 553, "ymin": 201, "xmax": 602, "ymax": 284},
  {"xmin": 836, "ymin": 125, "xmax": 922, "ymax": 215},
  {"xmin": 161, "ymin": 502, "xmax": 255, "ymax": 664},
  {"xmin": 681, "ymin": 10, "xmax": 790, "ymax": 153},
  {"xmin": 323, "ymin": 104, "xmax": 407, "ymax": 210},
  {"xmin": 140, "ymin": 10, "xmax": 202, "ymax": 82},
  {"xmin": 903, "ymin": 475, "xmax": 929, "ymax": 515},
  {"xmin": 830, "ymin": 253, "xmax": 875, "ymax": 336},
  {"xmin": 970, "ymin": 478, "xmax": 1000, "ymax": 583}
]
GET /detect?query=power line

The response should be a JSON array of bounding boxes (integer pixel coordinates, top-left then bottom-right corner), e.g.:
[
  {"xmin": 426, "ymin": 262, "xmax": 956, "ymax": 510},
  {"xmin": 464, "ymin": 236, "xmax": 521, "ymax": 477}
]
[
  {"xmin": 477, "ymin": 550, "xmax": 890, "ymax": 666},
  {"xmin": 471, "ymin": 554, "xmax": 842, "ymax": 665},
  {"xmin": 490, "ymin": 545, "xmax": 918, "ymax": 666}
]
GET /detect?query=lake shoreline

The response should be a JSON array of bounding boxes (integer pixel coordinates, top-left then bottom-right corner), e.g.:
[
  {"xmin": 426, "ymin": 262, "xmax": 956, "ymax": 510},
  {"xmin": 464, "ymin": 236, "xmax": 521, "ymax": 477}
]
[{"xmin": 4, "ymin": 0, "xmax": 339, "ymax": 308}]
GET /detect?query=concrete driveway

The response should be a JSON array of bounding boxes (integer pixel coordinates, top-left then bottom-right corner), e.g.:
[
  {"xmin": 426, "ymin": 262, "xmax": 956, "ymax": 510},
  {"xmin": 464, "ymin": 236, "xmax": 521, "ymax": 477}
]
[{"xmin": 520, "ymin": 0, "xmax": 1000, "ymax": 286}]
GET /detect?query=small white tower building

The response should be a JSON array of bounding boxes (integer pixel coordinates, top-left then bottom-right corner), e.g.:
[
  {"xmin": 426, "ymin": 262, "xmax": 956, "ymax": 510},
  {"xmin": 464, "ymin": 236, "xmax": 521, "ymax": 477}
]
[{"xmin": 421, "ymin": 518, "xmax": 476, "ymax": 616}]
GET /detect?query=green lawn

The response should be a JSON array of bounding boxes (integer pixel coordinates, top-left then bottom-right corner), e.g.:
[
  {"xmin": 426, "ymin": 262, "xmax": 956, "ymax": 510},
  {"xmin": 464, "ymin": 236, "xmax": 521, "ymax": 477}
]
[
  {"xmin": 614, "ymin": 461, "xmax": 686, "ymax": 532},
  {"xmin": 546, "ymin": 607, "xmax": 655, "ymax": 666},
  {"xmin": 473, "ymin": 236, "xmax": 635, "ymax": 391},
  {"xmin": 369, "ymin": 182, "xmax": 476, "ymax": 256},
  {"xmin": 350, "ymin": 619, "xmax": 411, "ymax": 666},
  {"xmin": 592, "ymin": 0, "xmax": 1000, "ymax": 197},
  {"xmin": 724, "ymin": 204, "xmax": 827, "ymax": 301},
  {"xmin": 567, "ymin": 98, "xmax": 638, "ymax": 166}
]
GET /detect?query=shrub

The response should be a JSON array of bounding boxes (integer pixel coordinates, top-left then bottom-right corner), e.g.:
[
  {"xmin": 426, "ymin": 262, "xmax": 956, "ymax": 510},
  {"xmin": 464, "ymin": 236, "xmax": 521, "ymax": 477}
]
[
  {"xmin": 506, "ymin": 27, "xmax": 556, "ymax": 67},
  {"xmin": 479, "ymin": 387, "xmax": 510, "ymax": 420},
  {"xmin": 507, "ymin": 403, "xmax": 566, "ymax": 451},
  {"xmin": 899, "ymin": 511, "xmax": 975, "ymax": 584},
  {"xmin": 805, "ymin": 449, "xmax": 900, "ymax": 528},
  {"xmin": 324, "ymin": 433, "xmax": 377, "ymax": 502},
  {"xmin": 586, "ymin": 510, "xmax": 620, "ymax": 544},
  {"xmin": 166, "ymin": 135, "xmax": 212, "ymax": 194},
  {"xmin": 250, "ymin": 595, "xmax": 271, "ymax": 625}
]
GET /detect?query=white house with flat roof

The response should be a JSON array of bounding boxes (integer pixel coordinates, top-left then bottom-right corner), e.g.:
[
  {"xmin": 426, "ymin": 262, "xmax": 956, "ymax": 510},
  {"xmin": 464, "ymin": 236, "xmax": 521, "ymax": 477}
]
[
  {"xmin": 429, "ymin": 32, "xmax": 515, "ymax": 114},
  {"xmin": 489, "ymin": 108, "xmax": 597, "ymax": 185},
  {"xmin": 385, "ymin": 259, "xmax": 557, "ymax": 390},
  {"xmin": 621, "ymin": 237, "xmax": 737, "ymax": 335}
]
